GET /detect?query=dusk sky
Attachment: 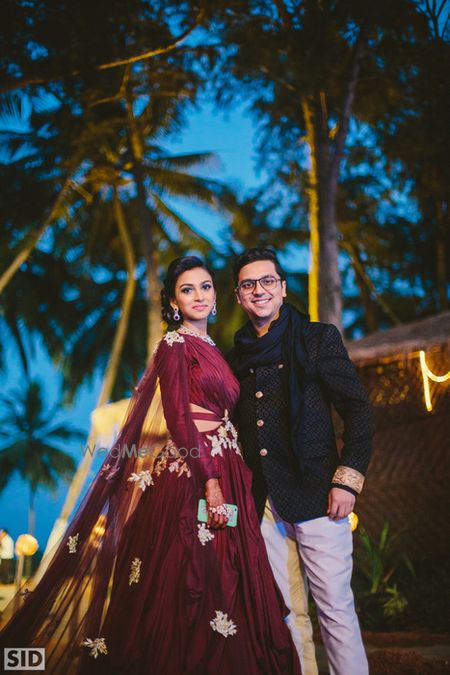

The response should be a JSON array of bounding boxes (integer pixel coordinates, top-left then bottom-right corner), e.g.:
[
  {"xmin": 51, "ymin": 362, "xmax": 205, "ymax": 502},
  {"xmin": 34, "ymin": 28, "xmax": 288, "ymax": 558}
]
[{"xmin": 0, "ymin": 97, "xmax": 311, "ymax": 550}]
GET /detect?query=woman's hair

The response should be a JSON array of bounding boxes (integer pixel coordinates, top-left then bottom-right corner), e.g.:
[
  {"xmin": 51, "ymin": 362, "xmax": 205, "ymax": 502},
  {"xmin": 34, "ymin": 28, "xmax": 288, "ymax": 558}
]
[
  {"xmin": 161, "ymin": 256, "xmax": 215, "ymax": 326},
  {"xmin": 233, "ymin": 247, "xmax": 285, "ymax": 286}
]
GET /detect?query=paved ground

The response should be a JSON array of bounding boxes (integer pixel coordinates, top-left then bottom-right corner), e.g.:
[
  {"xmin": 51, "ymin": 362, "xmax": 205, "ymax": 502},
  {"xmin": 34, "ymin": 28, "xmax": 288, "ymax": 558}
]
[
  {"xmin": 2, "ymin": 585, "xmax": 450, "ymax": 672},
  {"xmin": 315, "ymin": 634, "xmax": 450, "ymax": 674}
]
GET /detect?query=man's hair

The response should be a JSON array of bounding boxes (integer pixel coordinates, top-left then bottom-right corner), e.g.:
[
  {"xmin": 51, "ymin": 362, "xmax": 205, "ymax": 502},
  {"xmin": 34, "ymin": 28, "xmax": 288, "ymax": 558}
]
[{"xmin": 233, "ymin": 248, "xmax": 286, "ymax": 286}]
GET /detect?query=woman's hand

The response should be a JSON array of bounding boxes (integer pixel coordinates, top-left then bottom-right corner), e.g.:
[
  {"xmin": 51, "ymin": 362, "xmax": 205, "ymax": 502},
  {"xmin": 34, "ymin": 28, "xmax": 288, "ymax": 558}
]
[{"xmin": 205, "ymin": 478, "xmax": 228, "ymax": 529}]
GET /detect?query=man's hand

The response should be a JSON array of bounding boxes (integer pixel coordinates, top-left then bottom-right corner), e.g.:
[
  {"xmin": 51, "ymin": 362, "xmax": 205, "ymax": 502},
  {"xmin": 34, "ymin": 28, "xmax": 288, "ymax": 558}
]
[{"xmin": 327, "ymin": 487, "xmax": 355, "ymax": 520}]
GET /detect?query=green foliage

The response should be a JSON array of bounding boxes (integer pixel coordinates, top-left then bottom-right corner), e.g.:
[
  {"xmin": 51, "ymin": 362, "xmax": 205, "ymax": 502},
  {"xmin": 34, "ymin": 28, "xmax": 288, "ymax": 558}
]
[
  {"xmin": 353, "ymin": 521, "xmax": 415, "ymax": 629},
  {"xmin": 209, "ymin": 0, "xmax": 449, "ymax": 331},
  {"xmin": 356, "ymin": 521, "xmax": 415, "ymax": 594},
  {"xmin": 1, "ymin": 0, "xmax": 449, "ymax": 396},
  {"xmin": 0, "ymin": 2, "xmax": 243, "ymax": 395}
]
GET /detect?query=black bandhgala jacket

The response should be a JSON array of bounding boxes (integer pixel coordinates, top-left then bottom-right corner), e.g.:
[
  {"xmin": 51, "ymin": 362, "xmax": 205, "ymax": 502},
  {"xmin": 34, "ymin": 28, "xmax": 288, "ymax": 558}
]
[{"xmin": 229, "ymin": 319, "xmax": 372, "ymax": 523}]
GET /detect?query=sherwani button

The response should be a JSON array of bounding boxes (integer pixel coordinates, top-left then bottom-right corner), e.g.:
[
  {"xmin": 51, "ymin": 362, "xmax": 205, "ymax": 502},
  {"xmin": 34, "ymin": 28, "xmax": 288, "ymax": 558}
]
[
  {"xmin": 278, "ymin": 364, "xmax": 284, "ymax": 369},
  {"xmin": 255, "ymin": 391, "xmax": 263, "ymax": 398},
  {"xmin": 249, "ymin": 368, "xmax": 254, "ymax": 373},
  {"xmin": 257, "ymin": 419, "xmax": 264, "ymax": 427},
  {"xmin": 260, "ymin": 448, "xmax": 268, "ymax": 456}
]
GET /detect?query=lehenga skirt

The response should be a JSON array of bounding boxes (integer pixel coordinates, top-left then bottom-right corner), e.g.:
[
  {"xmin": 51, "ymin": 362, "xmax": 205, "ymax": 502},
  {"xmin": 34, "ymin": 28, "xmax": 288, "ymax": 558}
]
[
  {"xmin": 1, "ymin": 418, "xmax": 300, "ymax": 675},
  {"xmin": 80, "ymin": 416, "xmax": 300, "ymax": 675}
]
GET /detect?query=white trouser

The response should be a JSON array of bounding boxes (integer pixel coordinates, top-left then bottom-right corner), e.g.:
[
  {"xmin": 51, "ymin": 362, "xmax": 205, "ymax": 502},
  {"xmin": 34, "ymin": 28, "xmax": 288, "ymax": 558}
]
[
  {"xmin": 261, "ymin": 499, "xmax": 368, "ymax": 675},
  {"xmin": 261, "ymin": 500, "xmax": 318, "ymax": 675}
]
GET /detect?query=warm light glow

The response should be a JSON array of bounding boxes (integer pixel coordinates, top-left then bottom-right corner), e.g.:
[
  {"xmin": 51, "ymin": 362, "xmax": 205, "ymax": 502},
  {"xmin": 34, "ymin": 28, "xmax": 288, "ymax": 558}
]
[
  {"xmin": 15, "ymin": 534, "xmax": 39, "ymax": 556},
  {"xmin": 419, "ymin": 350, "xmax": 450, "ymax": 412},
  {"xmin": 90, "ymin": 515, "xmax": 106, "ymax": 548},
  {"xmin": 348, "ymin": 512, "xmax": 359, "ymax": 532}
]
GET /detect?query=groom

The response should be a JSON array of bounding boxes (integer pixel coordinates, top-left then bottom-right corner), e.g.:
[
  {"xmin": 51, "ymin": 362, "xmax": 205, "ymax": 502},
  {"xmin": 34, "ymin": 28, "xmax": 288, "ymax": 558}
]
[{"xmin": 228, "ymin": 248, "xmax": 371, "ymax": 675}]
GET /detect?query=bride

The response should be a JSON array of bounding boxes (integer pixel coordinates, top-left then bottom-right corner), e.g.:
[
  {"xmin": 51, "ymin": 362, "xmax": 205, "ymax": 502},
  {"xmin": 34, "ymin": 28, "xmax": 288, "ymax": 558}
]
[{"xmin": 0, "ymin": 256, "xmax": 301, "ymax": 674}]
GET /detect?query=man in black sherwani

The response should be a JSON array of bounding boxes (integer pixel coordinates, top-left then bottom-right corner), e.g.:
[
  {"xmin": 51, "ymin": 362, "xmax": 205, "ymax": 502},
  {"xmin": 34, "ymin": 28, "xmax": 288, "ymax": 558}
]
[{"xmin": 229, "ymin": 248, "xmax": 371, "ymax": 675}]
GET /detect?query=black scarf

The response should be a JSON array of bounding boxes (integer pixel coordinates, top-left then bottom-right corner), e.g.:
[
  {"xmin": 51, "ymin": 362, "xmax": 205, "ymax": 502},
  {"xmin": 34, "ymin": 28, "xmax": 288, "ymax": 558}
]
[{"xmin": 230, "ymin": 303, "xmax": 312, "ymax": 470}]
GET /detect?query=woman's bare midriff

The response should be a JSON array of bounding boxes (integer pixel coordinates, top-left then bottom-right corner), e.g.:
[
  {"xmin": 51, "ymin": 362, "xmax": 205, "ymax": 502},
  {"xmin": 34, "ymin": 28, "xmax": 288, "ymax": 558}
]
[{"xmin": 190, "ymin": 403, "xmax": 222, "ymax": 432}]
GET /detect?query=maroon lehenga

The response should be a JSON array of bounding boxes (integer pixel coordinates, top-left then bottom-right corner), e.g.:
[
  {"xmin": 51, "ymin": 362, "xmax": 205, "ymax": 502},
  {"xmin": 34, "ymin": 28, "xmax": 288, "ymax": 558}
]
[{"xmin": 0, "ymin": 326, "xmax": 300, "ymax": 674}]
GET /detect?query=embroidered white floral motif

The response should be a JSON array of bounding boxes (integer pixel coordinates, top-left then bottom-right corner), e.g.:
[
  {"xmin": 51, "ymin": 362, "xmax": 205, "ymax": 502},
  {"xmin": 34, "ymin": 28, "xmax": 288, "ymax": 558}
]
[
  {"xmin": 129, "ymin": 557, "xmax": 142, "ymax": 585},
  {"xmin": 67, "ymin": 533, "xmax": 79, "ymax": 554},
  {"xmin": 100, "ymin": 463, "xmax": 111, "ymax": 475},
  {"xmin": 163, "ymin": 330, "xmax": 185, "ymax": 347},
  {"xmin": 178, "ymin": 325, "xmax": 216, "ymax": 346},
  {"xmin": 207, "ymin": 433, "xmax": 224, "ymax": 457},
  {"xmin": 210, "ymin": 610, "xmax": 237, "ymax": 637},
  {"xmin": 82, "ymin": 637, "xmax": 108, "ymax": 658},
  {"xmin": 153, "ymin": 452, "xmax": 168, "ymax": 477},
  {"xmin": 128, "ymin": 470, "xmax": 154, "ymax": 491},
  {"xmin": 168, "ymin": 459, "xmax": 192, "ymax": 478},
  {"xmin": 177, "ymin": 462, "xmax": 191, "ymax": 478},
  {"xmin": 206, "ymin": 410, "xmax": 241, "ymax": 458},
  {"xmin": 197, "ymin": 523, "xmax": 215, "ymax": 546}
]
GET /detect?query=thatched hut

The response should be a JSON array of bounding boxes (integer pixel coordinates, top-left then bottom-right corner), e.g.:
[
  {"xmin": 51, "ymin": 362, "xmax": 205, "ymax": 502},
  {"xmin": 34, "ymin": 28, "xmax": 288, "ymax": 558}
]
[{"xmin": 348, "ymin": 311, "xmax": 450, "ymax": 561}]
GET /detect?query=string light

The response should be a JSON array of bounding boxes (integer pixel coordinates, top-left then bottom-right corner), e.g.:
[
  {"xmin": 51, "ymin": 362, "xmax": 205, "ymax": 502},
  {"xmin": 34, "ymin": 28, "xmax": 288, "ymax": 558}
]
[{"xmin": 419, "ymin": 350, "xmax": 450, "ymax": 412}]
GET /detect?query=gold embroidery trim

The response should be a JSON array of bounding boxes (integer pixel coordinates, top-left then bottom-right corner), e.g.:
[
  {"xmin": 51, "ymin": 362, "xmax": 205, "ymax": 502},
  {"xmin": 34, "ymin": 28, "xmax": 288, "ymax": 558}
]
[
  {"xmin": 129, "ymin": 557, "xmax": 142, "ymax": 585},
  {"xmin": 332, "ymin": 466, "xmax": 365, "ymax": 494}
]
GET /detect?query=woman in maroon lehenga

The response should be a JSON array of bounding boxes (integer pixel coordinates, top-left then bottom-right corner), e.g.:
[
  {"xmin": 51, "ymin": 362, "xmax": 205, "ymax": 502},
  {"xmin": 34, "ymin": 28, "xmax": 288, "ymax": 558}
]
[{"xmin": 0, "ymin": 257, "xmax": 300, "ymax": 675}]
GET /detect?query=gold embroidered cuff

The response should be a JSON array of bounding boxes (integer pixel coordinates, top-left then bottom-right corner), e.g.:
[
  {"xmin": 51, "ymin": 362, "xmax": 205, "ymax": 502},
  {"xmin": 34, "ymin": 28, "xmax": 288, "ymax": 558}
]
[{"xmin": 332, "ymin": 466, "xmax": 365, "ymax": 494}]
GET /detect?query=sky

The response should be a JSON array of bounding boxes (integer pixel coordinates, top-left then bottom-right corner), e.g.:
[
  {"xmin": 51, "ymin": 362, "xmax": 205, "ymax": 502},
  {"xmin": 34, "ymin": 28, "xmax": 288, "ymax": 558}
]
[{"xmin": 0, "ymin": 98, "xmax": 310, "ymax": 552}]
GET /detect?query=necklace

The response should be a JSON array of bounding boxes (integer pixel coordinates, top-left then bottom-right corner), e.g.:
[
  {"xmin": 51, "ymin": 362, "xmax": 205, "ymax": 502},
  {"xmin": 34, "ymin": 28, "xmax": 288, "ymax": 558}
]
[{"xmin": 178, "ymin": 325, "xmax": 216, "ymax": 346}]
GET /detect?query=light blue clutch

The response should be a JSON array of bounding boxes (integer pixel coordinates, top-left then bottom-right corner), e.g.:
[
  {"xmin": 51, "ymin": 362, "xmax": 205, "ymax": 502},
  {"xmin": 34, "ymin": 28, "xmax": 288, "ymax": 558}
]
[{"xmin": 197, "ymin": 498, "xmax": 238, "ymax": 527}]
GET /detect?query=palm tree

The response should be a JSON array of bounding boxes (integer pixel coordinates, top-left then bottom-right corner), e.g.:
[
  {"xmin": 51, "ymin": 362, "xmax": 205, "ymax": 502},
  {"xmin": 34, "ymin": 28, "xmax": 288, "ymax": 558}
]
[
  {"xmin": 42, "ymin": 188, "xmax": 139, "ymax": 555},
  {"xmin": 0, "ymin": 380, "xmax": 83, "ymax": 535},
  {"xmin": 0, "ymin": 30, "xmax": 240, "ymax": 556}
]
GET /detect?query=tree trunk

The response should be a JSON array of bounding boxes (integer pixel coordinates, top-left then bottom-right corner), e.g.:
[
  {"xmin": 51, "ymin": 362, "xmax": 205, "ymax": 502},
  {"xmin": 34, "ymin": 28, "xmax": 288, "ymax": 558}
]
[
  {"xmin": 301, "ymin": 11, "xmax": 371, "ymax": 331},
  {"xmin": 319, "ymin": 180, "xmax": 342, "ymax": 330},
  {"xmin": 302, "ymin": 98, "xmax": 321, "ymax": 324},
  {"xmin": 0, "ymin": 175, "xmax": 72, "ymax": 296},
  {"xmin": 302, "ymin": 96, "xmax": 343, "ymax": 330},
  {"xmin": 125, "ymin": 89, "xmax": 162, "ymax": 359},
  {"xmin": 39, "ymin": 195, "xmax": 137, "ymax": 569}
]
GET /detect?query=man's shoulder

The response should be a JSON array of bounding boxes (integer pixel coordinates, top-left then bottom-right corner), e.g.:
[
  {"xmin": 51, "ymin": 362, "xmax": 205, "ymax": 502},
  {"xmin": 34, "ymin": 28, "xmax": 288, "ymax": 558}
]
[
  {"xmin": 297, "ymin": 320, "xmax": 342, "ymax": 364},
  {"xmin": 299, "ymin": 317, "xmax": 330, "ymax": 340}
]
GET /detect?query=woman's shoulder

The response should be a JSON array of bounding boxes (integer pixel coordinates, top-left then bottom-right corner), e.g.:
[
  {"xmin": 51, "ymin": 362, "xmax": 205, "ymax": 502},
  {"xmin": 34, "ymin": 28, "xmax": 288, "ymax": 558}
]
[
  {"xmin": 162, "ymin": 330, "xmax": 186, "ymax": 347},
  {"xmin": 154, "ymin": 327, "xmax": 218, "ymax": 360},
  {"xmin": 152, "ymin": 331, "xmax": 187, "ymax": 364}
]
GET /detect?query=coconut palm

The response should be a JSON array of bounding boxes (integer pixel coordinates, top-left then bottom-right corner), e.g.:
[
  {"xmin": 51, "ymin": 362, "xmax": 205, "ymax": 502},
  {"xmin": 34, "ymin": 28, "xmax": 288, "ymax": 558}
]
[
  {"xmin": 0, "ymin": 380, "xmax": 83, "ymax": 535},
  {"xmin": 0, "ymin": 13, "xmax": 240, "ymax": 554}
]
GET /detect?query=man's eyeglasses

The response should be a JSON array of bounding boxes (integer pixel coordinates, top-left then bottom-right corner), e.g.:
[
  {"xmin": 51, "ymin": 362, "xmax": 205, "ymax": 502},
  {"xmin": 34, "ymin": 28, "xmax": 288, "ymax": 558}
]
[{"xmin": 236, "ymin": 275, "xmax": 283, "ymax": 294}]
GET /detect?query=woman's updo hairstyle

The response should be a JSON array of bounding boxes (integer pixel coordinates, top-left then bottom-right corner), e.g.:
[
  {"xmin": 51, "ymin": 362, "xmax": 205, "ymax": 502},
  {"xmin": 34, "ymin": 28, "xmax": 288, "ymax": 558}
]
[{"xmin": 161, "ymin": 256, "xmax": 215, "ymax": 326}]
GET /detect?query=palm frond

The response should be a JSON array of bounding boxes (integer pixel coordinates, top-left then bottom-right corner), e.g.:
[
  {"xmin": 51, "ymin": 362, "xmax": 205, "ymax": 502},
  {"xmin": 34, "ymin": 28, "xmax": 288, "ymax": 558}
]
[
  {"xmin": 151, "ymin": 193, "xmax": 215, "ymax": 253},
  {"xmin": 149, "ymin": 151, "xmax": 219, "ymax": 171}
]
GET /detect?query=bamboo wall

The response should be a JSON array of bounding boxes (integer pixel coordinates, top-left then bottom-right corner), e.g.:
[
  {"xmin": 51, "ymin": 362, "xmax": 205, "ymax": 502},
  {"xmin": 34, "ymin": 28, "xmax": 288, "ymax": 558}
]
[{"xmin": 352, "ymin": 344, "xmax": 450, "ymax": 561}]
